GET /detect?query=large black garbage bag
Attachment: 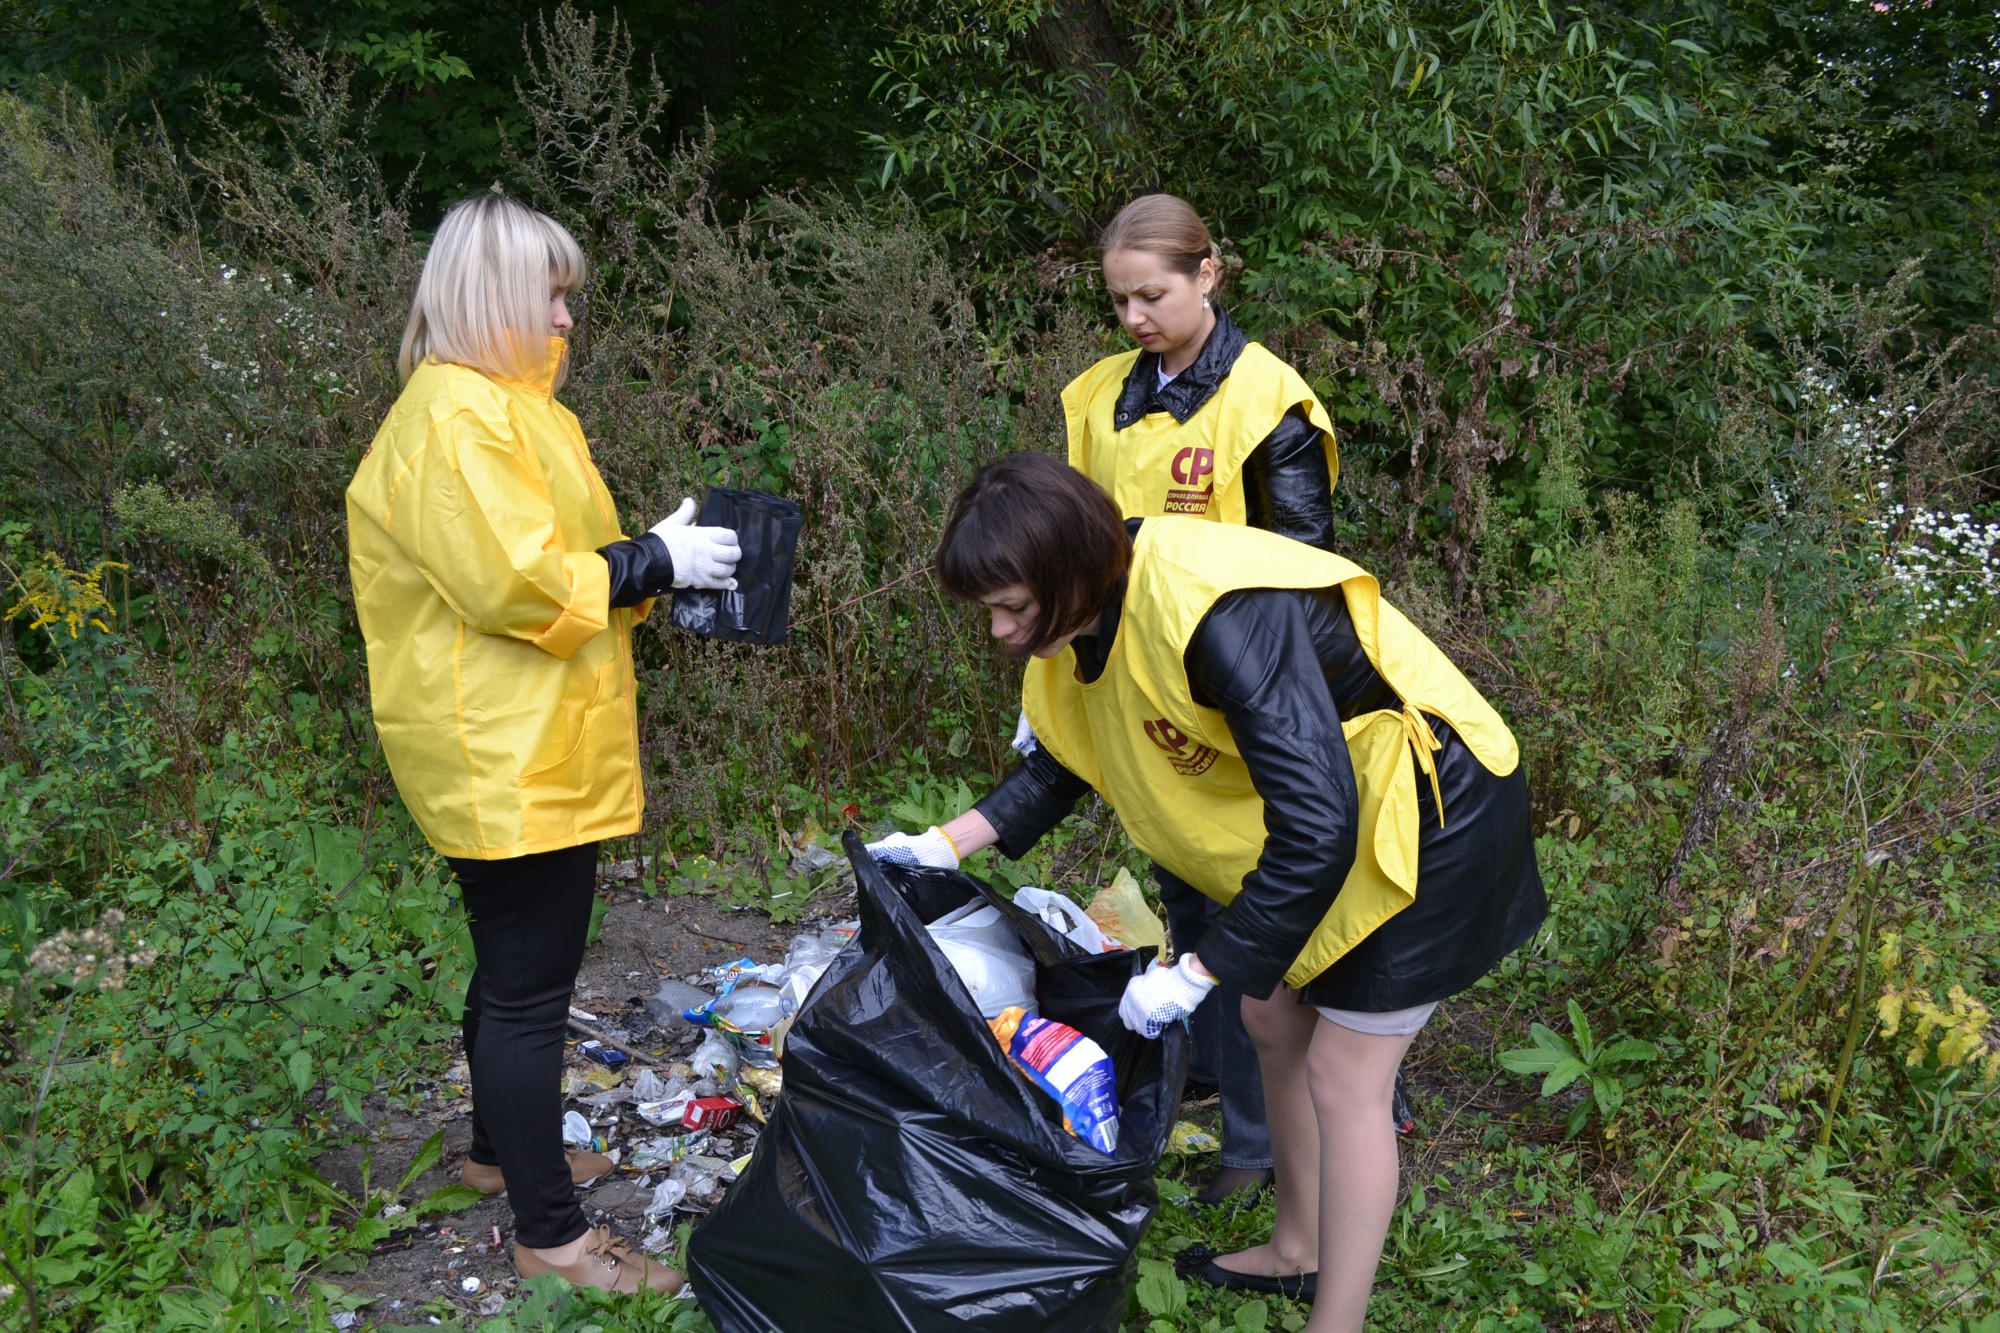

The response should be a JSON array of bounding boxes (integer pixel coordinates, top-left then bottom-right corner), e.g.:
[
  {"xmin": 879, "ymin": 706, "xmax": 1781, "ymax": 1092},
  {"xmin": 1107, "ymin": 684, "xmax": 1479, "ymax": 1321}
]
[
  {"xmin": 670, "ymin": 487, "xmax": 802, "ymax": 644},
  {"xmin": 687, "ymin": 833, "xmax": 1188, "ymax": 1333}
]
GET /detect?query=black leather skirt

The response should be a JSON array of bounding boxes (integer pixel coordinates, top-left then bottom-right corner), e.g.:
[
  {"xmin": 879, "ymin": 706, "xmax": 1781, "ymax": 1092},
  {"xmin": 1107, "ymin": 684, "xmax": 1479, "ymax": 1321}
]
[{"xmin": 1293, "ymin": 719, "xmax": 1547, "ymax": 1011}]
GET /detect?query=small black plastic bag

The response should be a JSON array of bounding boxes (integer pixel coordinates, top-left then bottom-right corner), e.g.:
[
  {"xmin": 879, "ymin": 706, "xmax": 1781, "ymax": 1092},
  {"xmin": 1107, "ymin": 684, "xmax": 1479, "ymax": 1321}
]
[
  {"xmin": 669, "ymin": 487, "xmax": 802, "ymax": 645},
  {"xmin": 687, "ymin": 833, "xmax": 1187, "ymax": 1333}
]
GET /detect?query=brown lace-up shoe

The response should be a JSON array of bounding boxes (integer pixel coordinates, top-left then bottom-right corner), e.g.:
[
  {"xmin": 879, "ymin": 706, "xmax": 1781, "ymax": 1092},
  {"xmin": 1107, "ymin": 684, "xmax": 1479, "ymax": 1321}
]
[
  {"xmin": 460, "ymin": 1149, "xmax": 614, "ymax": 1194},
  {"xmin": 515, "ymin": 1225, "xmax": 683, "ymax": 1294}
]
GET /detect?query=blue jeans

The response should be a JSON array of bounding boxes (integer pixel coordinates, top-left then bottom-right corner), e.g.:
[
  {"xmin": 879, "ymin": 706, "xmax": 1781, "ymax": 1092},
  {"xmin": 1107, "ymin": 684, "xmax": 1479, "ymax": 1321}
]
[{"xmin": 1156, "ymin": 865, "xmax": 1273, "ymax": 1171}]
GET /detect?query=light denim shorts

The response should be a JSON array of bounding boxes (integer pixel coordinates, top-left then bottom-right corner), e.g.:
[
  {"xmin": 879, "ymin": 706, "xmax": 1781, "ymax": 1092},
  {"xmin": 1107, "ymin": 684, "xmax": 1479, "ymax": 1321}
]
[{"xmin": 1313, "ymin": 1000, "xmax": 1438, "ymax": 1036}]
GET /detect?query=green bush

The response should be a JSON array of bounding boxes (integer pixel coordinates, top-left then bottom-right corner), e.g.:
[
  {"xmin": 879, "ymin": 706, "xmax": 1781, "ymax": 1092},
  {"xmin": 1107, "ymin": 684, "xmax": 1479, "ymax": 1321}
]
[
  {"xmin": 0, "ymin": 564, "xmax": 471, "ymax": 1327},
  {"xmin": 1447, "ymin": 279, "xmax": 2000, "ymax": 1329}
]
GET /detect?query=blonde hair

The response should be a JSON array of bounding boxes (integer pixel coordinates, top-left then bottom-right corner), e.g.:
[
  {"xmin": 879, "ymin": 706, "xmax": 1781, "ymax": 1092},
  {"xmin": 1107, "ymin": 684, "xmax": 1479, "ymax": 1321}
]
[
  {"xmin": 1099, "ymin": 194, "xmax": 1224, "ymax": 291},
  {"xmin": 398, "ymin": 193, "xmax": 587, "ymax": 384}
]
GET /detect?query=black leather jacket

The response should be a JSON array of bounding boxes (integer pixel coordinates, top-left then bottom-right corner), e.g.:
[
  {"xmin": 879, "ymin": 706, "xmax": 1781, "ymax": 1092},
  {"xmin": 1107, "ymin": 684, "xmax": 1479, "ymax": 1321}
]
[
  {"xmin": 599, "ymin": 533, "xmax": 677, "ymax": 608},
  {"xmin": 975, "ymin": 536, "xmax": 1546, "ymax": 1009},
  {"xmin": 1110, "ymin": 307, "xmax": 1335, "ymax": 550}
]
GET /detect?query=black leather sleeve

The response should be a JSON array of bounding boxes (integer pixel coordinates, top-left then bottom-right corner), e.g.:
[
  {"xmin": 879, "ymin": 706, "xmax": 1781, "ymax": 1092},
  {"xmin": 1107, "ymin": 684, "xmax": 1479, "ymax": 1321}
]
[
  {"xmin": 1182, "ymin": 588, "xmax": 1360, "ymax": 999},
  {"xmin": 1241, "ymin": 408, "xmax": 1335, "ymax": 550},
  {"xmin": 973, "ymin": 745, "xmax": 1095, "ymax": 859},
  {"xmin": 598, "ymin": 533, "xmax": 677, "ymax": 609}
]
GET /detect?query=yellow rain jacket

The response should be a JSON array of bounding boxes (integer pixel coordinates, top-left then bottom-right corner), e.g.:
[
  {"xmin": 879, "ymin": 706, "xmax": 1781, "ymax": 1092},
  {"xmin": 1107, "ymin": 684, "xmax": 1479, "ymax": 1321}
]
[
  {"xmin": 1022, "ymin": 520, "xmax": 1519, "ymax": 987},
  {"xmin": 1063, "ymin": 343, "xmax": 1336, "ymax": 523},
  {"xmin": 346, "ymin": 340, "xmax": 648, "ymax": 859}
]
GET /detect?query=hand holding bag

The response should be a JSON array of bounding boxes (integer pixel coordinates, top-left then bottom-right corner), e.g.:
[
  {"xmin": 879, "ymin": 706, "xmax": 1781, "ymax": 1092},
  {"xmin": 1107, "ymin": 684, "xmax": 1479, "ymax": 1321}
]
[{"xmin": 670, "ymin": 487, "xmax": 802, "ymax": 644}]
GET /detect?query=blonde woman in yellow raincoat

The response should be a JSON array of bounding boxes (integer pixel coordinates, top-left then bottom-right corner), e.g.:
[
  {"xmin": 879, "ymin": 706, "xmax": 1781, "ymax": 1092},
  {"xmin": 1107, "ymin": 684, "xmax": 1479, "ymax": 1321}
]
[{"xmin": 347, "ymin": 193, "xmax": 739, "ymax": 1294}]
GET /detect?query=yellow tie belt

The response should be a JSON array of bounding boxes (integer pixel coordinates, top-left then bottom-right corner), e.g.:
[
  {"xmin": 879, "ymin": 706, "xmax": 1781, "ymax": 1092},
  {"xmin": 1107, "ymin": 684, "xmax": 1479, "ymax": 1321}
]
[{"xmin": 1400, "ymin": 704, "xmax": 1446, "ymax": 829}]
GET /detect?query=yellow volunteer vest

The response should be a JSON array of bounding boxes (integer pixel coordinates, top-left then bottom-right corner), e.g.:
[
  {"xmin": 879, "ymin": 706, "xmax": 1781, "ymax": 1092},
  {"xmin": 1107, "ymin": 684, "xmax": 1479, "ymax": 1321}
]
[
  {"xmin": 1063, "ymin": 343, "xmax": 1337, "ymax": 522},
  {"xmin": 1022, "ymin": 521, "xmax": 1520, "ymax": 988}
]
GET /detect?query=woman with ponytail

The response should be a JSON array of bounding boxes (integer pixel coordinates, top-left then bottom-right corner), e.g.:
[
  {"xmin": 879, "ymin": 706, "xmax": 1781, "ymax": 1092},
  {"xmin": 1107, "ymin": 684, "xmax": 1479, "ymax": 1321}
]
[{"xmin": 1062, "ymin": 193, "xmax": 1342, "ymax": 1203}]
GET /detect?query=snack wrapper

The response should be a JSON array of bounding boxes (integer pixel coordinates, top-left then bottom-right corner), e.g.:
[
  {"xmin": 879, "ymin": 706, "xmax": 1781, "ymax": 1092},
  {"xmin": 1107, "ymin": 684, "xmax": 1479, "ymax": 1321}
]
[
  {"xmin": 989, "ymin": 1006, "xmax": 1120, "ymax": 1154},
  {"xmin": 1168, "ymin": 1121, "xmax": 1220, "ymax": 1154}
]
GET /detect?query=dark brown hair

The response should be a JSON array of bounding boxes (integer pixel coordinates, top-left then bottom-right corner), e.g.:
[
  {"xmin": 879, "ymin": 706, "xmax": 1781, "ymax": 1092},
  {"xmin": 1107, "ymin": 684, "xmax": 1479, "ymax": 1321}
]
[
  {"xmin": 936, "ymin": 453, "xmax": 1131, "ymax": 656},
  {"xmin": 1099, "ymin": 193, "xmax": 1224, "ymax": 290}
]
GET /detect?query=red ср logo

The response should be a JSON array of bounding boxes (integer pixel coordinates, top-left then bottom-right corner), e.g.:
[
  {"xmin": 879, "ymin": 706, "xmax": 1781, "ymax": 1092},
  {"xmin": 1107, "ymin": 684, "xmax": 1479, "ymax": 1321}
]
[
  {"xmin": 1144, "ymin": 717, "xmax": 1218, "ymax": 776},
  {"xmin": 1165, "ymin": 446, "xmax": 1216, "ymax": 514},
  {"xmin": 1170, "ymin": 447, "xmax": 1215, "ymax": 487}
]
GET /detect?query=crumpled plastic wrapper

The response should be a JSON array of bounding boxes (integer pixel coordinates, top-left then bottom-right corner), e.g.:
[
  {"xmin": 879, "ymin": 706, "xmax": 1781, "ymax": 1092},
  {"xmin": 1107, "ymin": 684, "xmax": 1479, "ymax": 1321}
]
[
  {"xmin": 1168, "ymin": 1121, "xmax": 1220, "ymax": 1154},
  {"xmin": 645, "ymin": 1178, "xmax": 689, "ymax": 1220}
]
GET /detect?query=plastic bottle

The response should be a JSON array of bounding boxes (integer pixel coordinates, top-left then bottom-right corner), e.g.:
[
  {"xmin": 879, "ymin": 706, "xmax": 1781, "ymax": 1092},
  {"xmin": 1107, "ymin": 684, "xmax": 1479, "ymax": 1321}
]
[
  {"xmin": 709, "ymin": 983, "xmax": 784, "ymax": 1033},
  {"xmin": 647, "ymin": 978, "xmax": 715, "ymax": 1026},
  {"xmin": 777, "ymin": 962, "xmax": 829, "ymax": 1018}
]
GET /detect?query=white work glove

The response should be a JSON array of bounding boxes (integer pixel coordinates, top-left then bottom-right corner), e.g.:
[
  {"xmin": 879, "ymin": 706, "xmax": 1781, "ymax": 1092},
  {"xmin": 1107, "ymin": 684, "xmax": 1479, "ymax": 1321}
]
[
  {"xmin": 648, "ymin": 497, "xmax": 741, "ymax": 591},
  {"xmin": 1119, "ymin": 956, "xmax": 1217, "ymax": 1038},
  {"xmin": 864, "ymin": 826, "xmax": 961, "ymax": 870}
]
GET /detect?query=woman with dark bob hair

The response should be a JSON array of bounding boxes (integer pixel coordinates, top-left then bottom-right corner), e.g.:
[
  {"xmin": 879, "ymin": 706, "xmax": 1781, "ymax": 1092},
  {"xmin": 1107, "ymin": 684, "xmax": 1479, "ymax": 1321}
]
[{"xmin": 867, "ymin": 453, "xmax": 1545, "ymax": 1332}]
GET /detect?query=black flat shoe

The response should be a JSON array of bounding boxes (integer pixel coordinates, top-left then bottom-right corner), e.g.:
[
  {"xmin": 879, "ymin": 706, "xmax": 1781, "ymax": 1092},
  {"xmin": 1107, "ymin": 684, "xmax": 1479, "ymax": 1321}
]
[{"xmin": 1174, "ymin": 1245, "xmax": 1316, "ymax": 1302}]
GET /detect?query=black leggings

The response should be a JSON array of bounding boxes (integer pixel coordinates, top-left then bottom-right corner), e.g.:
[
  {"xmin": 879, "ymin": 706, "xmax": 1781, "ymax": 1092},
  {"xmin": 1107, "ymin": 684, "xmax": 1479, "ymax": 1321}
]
[{"xmin": 448, "ymin": 842, "xmax": 597, "ymax": 1249}]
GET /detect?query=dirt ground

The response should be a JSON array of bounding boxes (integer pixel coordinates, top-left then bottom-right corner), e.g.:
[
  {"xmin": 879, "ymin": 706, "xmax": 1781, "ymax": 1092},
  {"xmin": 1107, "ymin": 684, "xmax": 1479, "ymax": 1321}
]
[
  {"xmin": 315, "ymin": 866, "xmax": 1527, "ymax": 1329},
  {"xmin": 317, "ymin": 871, "xmax": 856, "ymax": 1327}
]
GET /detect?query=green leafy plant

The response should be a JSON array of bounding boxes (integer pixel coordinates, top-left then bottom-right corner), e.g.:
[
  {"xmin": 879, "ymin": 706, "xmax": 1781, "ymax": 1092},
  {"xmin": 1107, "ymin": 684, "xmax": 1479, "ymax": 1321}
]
[
  {"xmin": 1134, "ymin": 1256, "xmax": 1190, "ymax": 1329},
  {"xmin": 882, "ymin": 768, "xmax": 979, "ymax": 834},
  {"xmin": 471, "ymin": 1271, "xmax": 715, "ymax": 1332},
  {"xmin": 1498, "ymin": 1000, "xmax": 1659, "ymax": 1138}
]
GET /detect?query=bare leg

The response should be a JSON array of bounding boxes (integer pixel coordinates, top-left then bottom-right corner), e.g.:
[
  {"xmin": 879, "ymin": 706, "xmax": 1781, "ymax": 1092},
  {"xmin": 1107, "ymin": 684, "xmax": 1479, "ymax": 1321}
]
[
  {"xmin": 1302, "ymin": 1019, "xmax": 1420, "ymax": 1333},
  {"xmin": 1209, "ymin": 999, "xmax": 1421, "ymax": 1331},
  {"xmin": 1214, "ymin": 989, "xmax": 1322, "ymax": 1278}
]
